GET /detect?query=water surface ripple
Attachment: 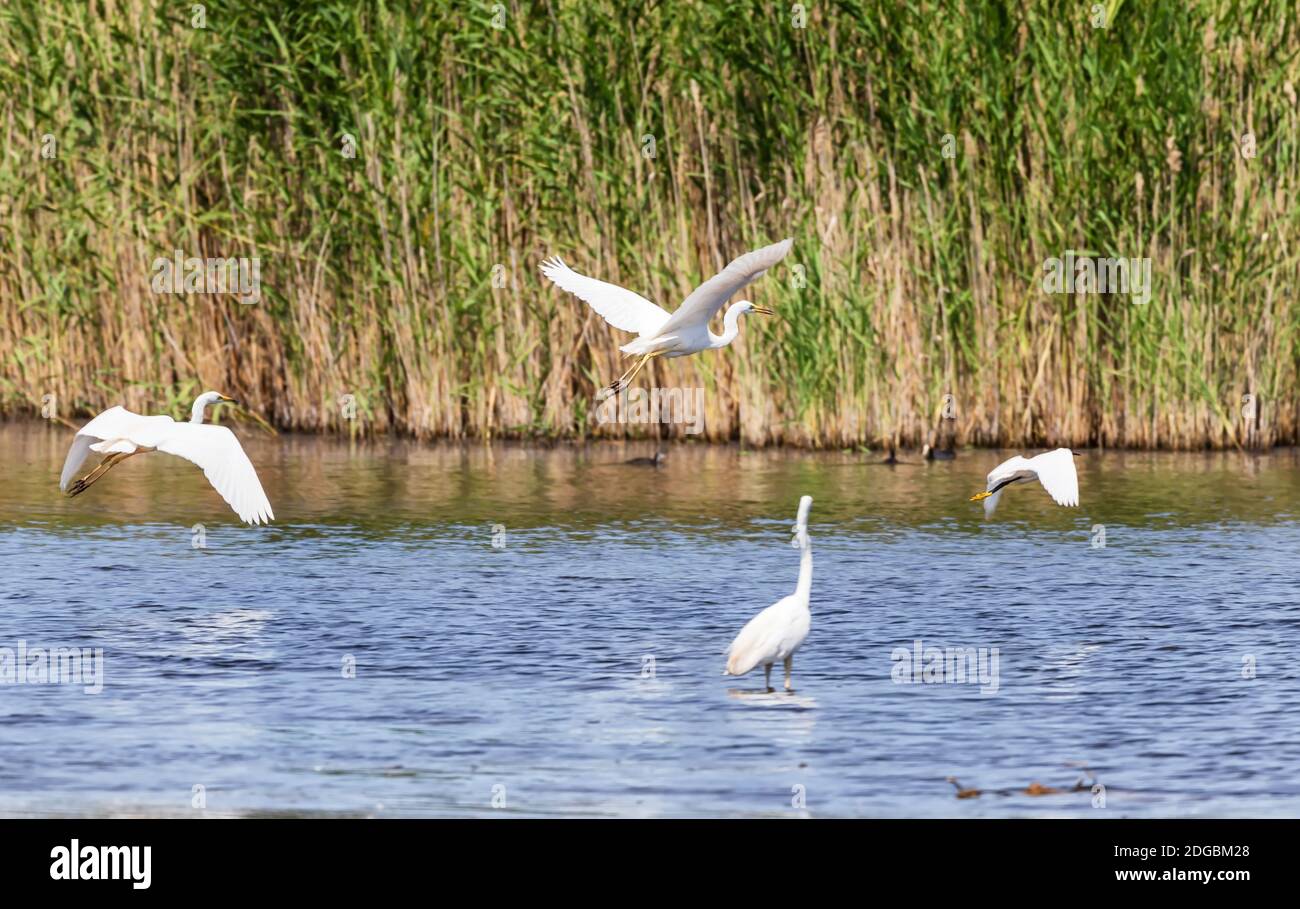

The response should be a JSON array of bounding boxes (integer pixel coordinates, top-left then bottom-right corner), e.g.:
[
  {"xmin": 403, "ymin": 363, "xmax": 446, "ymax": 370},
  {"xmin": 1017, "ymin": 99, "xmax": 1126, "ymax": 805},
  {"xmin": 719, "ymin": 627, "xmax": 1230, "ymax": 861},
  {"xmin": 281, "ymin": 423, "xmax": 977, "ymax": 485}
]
[{"xmin": 2, "ymin": 424, "xmax": 1298, "ymax": 817}]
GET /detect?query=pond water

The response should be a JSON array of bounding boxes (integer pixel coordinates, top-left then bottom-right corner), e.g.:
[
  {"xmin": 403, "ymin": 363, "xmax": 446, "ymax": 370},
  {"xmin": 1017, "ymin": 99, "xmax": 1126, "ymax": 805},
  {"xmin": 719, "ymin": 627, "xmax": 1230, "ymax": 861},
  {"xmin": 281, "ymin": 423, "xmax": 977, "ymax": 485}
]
[{"xmin": 1, "ymin": 421, "xmax": 1298, "ymax": 817}]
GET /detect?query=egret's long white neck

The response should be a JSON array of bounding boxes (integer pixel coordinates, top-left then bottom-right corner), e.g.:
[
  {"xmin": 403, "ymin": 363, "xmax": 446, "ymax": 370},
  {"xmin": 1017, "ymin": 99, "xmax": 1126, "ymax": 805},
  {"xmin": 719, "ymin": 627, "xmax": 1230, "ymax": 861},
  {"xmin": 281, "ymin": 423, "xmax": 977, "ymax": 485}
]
[
  {"xmin": 709, "ymin": 303, "xmax": 747, "ymax": 349},
  {"xmin": 190, "ymin": 397, "xmax": 211, "ymax": 424},
  {"xmin": 794, "ymin": 539, "xmax": 812, "ymax": 603},
  {"xmin": 792, "ymin": 494, "xmax": 813, "ymax": 603}
]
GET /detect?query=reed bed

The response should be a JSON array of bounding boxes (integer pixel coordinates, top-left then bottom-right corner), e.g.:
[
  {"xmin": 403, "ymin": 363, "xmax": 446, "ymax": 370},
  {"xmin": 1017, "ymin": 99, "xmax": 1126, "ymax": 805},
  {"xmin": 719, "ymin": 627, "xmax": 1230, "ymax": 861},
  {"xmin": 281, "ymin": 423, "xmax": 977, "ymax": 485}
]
[{"xmin": 1, "ymin": 0, "xmax": 1296, "ymax": 448}]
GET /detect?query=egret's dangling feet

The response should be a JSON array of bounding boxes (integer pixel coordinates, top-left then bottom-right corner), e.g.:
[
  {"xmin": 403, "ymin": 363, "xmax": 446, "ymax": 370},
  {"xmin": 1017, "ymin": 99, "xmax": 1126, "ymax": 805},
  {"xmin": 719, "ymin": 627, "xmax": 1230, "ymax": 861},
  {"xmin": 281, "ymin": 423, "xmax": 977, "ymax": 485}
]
[
  {"xmin": 66, "ymin": 452, "xmax": 133, "ymax": 497},
  {"xmin": 603, "ymin": 353, "xmax": 657, "ymax": 398},
  {"xmin": 599, "ymin": 360, "xmax": 634, "ymax": 400}
]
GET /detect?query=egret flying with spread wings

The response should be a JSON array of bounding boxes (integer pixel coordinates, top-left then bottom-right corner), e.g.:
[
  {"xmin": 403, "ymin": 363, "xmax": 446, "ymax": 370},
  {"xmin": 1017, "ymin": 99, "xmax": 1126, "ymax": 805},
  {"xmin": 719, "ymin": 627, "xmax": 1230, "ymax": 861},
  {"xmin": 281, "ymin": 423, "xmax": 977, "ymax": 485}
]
[
  {"xmin": 60, "ymin": 391, "xmax": 274, "ymax": 525},
  {"xmin": 724, "ymin": 495, "xmax": 813, "ymax": 693},
  {"xmin": 969, "ymin": 448, "xmax": 1080, "ymax": 517},
  {"xmin": 540, "ymin": 238, "xmax": 793, "ymax": 395}
]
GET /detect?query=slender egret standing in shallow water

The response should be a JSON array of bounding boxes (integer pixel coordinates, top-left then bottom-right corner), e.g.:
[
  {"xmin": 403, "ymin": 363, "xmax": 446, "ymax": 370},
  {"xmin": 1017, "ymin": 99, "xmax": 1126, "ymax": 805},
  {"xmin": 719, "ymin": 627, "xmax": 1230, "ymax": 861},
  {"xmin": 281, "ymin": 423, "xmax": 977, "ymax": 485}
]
[
  {"xmin": 60, "ymin": 391, "xmax": 275, "ymax": 525},
  {"xmin": 724, "ymin": 495, "xmax": 813, "ymax": 692},
  {"xmin": 969, "ymin": 448, "xmax": 1080, "ymax": 517},
  {"xmin": 540, "ymin": 238, "xmax": 792, "ymax": 395}
]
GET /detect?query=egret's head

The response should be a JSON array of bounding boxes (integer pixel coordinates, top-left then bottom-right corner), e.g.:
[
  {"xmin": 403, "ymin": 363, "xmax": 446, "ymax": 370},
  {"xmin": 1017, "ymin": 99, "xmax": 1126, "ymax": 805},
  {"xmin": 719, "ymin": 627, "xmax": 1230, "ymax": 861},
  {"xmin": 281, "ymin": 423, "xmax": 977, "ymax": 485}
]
[
  {"xmin": 198, "ymin": 390, "xmax": 239, "ymax": 407},
  {"xmin": 737, "ymin": 300, "xmax": 775, "ymax": 316},
  {"xmin": 191, "ymin": 391, "xmax": 239, "ymax": 423},
  {"xmin": 790, "ymin": 494, "xmax": 813, "ymax": 547},
  {"xmin": 970, "ymin": 475, "xmax": 1007, "ymax": 501}
]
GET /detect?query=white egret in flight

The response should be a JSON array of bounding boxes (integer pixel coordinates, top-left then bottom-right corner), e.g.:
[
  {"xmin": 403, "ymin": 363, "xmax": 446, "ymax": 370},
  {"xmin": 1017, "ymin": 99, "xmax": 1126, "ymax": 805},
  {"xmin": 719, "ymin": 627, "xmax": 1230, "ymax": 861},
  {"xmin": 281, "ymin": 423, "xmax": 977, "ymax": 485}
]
[
  {"xmin": 540, "ymin": 238, "xmax": 793, "ymax": 394},
  {"xmin": 60, "ymin": 391, "xmax": 274, "ymax": 525},
  {"xmin": 969, "ymin": 448, "xmax": 1080, "ymax": 516},
  {"xmin": 724, "ymin": 495, "xmax": 813, "ymax": 692}
]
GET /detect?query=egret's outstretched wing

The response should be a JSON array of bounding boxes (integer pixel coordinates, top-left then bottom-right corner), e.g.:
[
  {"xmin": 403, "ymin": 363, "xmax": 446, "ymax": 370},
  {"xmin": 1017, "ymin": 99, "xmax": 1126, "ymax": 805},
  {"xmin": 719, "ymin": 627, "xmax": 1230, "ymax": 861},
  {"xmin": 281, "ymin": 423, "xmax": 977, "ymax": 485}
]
[
  {"xmin": 60, "ymin": 436, "xmax": 95, "ymax": 492},
  {"xmin": 151, "ymin": 424, "xmax": 275, "ymax": 525},
  {"xmin": 539, "ymin": 257, "xmax": 671, "ymax": 336},
  {"xmin": 984, "ymin": 456, "xmax": 1015, "ymax": 491},
  {"xmin": 1031, "ymin": 448, "xmax": 1079, "ymax": 506},
  {"xmin": 60, "ymin": 406, "xmax": 136, "ymax": 490},
  {"xmin": 658, "ymin": 238, "xmax": 793, "ymax": 334}
]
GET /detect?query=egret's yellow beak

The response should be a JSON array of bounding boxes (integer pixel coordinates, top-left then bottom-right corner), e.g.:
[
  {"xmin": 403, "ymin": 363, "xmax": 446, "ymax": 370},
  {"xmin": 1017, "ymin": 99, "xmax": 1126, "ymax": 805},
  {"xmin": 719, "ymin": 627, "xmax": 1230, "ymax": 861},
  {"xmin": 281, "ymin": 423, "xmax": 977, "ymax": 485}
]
[
  {"xmin": 752, "ymin": 306, "xmax": 775, "ymax": 315},
  {"xmin": 969, "ymin": 491, "xmax": 992, "ymax": 501},
  {"xmin": 218, "ymin": 395, "xmax": 239, "ymax": 405}
]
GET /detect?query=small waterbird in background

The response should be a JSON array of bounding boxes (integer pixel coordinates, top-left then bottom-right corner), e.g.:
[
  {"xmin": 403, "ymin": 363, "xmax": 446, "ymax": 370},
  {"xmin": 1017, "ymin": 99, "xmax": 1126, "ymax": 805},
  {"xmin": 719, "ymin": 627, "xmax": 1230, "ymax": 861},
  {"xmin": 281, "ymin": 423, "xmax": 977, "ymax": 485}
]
[
  {"xmin": 723, "ymin": 495, "xmax": 813, "ymax": 692},
  {"xmin": 540, "ymin": 239, "xmax": 792, "ymax": 396},
  {"xmin": 624, "ymin": 451, "xmax": 666, "ymax": 467}
]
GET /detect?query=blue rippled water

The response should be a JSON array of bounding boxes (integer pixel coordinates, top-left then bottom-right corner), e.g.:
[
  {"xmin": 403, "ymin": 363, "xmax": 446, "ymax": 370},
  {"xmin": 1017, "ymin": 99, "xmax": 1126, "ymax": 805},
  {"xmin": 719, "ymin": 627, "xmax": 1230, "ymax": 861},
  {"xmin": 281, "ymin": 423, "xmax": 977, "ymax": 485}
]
[{"xmin": 1, "ymin": 423, "xmax": 1298, "ymax": 817}]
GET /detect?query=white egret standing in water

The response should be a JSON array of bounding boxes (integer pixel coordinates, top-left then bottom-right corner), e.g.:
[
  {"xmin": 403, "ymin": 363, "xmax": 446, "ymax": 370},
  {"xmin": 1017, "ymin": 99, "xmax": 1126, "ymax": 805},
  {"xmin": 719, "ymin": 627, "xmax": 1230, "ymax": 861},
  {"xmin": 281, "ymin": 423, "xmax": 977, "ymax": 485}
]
[
  {"xmin": 540, "ymin": 238, "xmax": 792, "ymax": 395},
  {"xmin": 969, "ymin": 448, "xmax": 1080, "ymax": 516},
  {"xmin": 724, "ymin": 495, "xmax": 813, "ymax": 692},
  {"xmin": 60, "ymin": 392, "xmax": 274, "ymax": 525}
]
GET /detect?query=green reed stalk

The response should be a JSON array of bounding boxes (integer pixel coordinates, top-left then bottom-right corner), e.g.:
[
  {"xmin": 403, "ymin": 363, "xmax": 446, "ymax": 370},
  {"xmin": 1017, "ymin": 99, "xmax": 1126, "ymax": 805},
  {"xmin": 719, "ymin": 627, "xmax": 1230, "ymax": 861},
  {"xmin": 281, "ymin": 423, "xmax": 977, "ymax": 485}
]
[{"xmin": 0, "ymin": 0, "xmax": 1296, "ymax": 448}]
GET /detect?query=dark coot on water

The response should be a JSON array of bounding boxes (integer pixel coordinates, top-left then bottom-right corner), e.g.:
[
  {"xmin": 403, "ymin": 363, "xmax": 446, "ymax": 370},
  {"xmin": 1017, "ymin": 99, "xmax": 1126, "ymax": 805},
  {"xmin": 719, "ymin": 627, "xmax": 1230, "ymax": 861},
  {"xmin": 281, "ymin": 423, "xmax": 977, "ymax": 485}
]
[{"xmin": 625, "ymin": 451, "xmax": 665, "ymax": 467}]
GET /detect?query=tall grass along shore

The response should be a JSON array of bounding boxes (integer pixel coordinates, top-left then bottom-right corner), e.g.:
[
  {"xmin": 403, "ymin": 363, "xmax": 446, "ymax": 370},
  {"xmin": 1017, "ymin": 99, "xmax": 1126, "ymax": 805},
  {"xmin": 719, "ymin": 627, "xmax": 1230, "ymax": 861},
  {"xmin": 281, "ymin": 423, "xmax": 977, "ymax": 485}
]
[{"xmin": 1, "ymin": 0, "xmax": 1297, "ymax": 448}]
